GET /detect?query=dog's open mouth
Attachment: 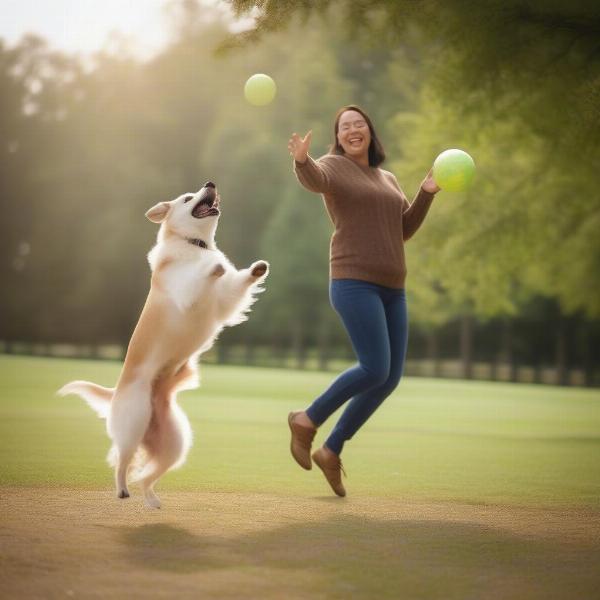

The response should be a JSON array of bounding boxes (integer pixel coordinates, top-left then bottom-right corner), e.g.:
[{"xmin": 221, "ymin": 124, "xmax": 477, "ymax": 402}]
[{"xmin": 192, "ymin": 193, "xmax": 220, "ymax": 219}]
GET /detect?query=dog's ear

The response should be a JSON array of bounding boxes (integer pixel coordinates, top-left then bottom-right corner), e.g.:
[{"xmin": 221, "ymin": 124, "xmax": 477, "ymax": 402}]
[{"xmin": 145, "ymin": 202, "xmax": 171, "ymax": 223}]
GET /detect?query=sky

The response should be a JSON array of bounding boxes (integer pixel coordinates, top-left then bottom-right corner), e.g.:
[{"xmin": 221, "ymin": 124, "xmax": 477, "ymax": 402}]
[{"xmin": 1, "ymin": 0, "xmax": 252, "ymax": 59}]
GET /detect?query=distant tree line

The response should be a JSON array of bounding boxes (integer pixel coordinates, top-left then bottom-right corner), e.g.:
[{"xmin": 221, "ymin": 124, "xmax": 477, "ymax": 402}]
[{"xmin": 1, "ymin": 1, "xmax": 599, "ymax": 384}]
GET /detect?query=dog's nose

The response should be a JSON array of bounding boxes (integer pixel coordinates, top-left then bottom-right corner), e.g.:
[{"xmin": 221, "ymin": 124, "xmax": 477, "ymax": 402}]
[{"xmin": 204, "ymin": 181, "xmax": 216, "ymax": 189}]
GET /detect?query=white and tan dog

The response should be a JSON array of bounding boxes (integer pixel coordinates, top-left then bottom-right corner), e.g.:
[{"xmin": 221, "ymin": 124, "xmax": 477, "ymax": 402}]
[{"xmin": 58, "ymin": 181, "xmax": 269, "ymax": 508}]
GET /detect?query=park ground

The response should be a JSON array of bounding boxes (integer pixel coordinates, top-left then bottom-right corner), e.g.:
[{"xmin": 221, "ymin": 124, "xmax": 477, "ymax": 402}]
[{"xmin": 1, "ymin": 355, "xmax": 599, "ymax": 599}]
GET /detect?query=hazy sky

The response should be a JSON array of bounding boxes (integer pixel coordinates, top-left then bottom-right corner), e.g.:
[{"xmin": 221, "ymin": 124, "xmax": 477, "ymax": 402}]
[{"xmin": 1, "ymin": 0, "xmax": 246, "ymax": 58}]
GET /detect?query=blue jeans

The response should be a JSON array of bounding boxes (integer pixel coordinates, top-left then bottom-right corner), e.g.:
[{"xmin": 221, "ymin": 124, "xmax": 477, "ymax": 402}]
[{"xmin": 306, "ymin": 278, "xmax": 408, "ymax": 455}]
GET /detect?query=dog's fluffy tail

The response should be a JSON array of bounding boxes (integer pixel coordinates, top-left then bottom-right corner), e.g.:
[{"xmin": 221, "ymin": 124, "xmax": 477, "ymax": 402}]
[{"xmin": 57, "ymin": 380, "xmax": 114, "ymax": 419}]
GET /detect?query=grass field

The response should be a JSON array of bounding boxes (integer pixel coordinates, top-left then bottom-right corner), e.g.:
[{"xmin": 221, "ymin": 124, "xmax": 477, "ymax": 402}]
[{"xmin": 1, "ymin": 354, "xmax": 599, "ymax": 599}]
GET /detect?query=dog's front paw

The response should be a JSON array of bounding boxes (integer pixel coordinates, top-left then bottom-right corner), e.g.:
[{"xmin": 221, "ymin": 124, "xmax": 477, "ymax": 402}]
[
  {"xmin": 250, "ymin": 261, "xmax": 269, "ymax": 278},
  {"xmin": 117, "ymin": 489, "xmax": 130, "ymax": 499}
]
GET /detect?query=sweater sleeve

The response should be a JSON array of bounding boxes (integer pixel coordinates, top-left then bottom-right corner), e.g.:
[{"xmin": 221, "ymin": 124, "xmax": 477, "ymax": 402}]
[
  {"xmin": 402, "ymin": 187, "xmax": 435, "ymax": 241},
  {"xmin": 293, "ymin": 155, "xmax": 336, "ymax": 194},
  {"xmin": 385, "ymin": 171, "xmax": 435, "ymax": 241}
]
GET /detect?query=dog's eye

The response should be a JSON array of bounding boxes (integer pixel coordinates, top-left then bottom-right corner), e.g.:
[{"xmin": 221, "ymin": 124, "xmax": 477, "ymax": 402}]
[{"xmin": 183, "ymin": 195, "xmax": 194, "ymax": 203}]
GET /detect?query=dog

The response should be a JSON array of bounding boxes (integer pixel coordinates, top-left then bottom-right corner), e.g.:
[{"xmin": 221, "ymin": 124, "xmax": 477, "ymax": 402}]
[{"xmin": 58, "ymin": 181, "xmax": 269, "ymax": 508}]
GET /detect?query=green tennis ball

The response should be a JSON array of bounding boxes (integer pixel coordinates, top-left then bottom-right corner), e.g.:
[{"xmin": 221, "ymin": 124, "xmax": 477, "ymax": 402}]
[
  {"xmin": 432, "ymin": 149, "xmax": 476, "ymax": 192},
  {"xmin": 244, "ymin": 74, "xmax": 277, "ymax": 106}
]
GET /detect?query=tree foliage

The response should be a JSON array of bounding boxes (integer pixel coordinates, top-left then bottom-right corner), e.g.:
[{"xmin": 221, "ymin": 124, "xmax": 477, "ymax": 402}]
[{"xmin": 1, "ymin": 1, "xmax": 598, "ymax": 372}]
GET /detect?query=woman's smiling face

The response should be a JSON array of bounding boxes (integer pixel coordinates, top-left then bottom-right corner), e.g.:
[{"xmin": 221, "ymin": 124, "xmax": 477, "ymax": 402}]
[{"xmin": 336, "ymin": 110, "xmax": 371, "ymax": 159}]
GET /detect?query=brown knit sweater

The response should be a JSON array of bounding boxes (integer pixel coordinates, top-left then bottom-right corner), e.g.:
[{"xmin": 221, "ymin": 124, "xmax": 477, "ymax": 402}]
[{"xmin": 294, "ymin": 153, "xmax": 435, "ymax": 288}]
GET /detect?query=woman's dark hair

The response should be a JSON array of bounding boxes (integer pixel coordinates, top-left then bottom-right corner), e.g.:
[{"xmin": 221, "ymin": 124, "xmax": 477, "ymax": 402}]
[{"xmin": 329, "ymin": 104, "xmax": 386, "ymax": 167}]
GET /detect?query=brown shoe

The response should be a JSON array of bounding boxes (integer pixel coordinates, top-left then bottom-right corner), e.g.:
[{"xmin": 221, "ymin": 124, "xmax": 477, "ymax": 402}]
[
  {"xmin": 288, "ymin": 411, "xmax": 316, "ymax": 470},
  {"xmin": 312, "ymin": 446, "xmax": 347, "ymax": 497}
]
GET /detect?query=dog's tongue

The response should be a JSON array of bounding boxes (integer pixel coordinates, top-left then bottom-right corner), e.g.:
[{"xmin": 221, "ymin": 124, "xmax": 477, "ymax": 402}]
[
  {"xmin": 197, "ymin": 204, "xmax": 212, "ymax": 217},
  {"xmin": 192, "ymin": 201, "xmax": 213, "ymax": 218}
]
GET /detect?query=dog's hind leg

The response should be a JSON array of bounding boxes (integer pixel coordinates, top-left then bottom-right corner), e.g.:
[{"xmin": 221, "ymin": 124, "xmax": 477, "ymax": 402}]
[
  {"xmin": 139, "ymin": 401, "xmax": 192, "ymax": 508},
  {"xmin": 140, "ymin": 461, "xmax": 171, "ymax": 509},
  {"xmin": 108, "ymin": 380, "xmax": 153, "ymax": 499},
  {"xmin": 116, "ymin": 449, "xmax": 136, "ymax": 499}
]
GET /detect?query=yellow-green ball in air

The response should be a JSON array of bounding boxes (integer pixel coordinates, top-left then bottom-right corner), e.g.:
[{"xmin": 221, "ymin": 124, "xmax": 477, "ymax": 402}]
[{"xmin": 244, "ymin": 74, "xmax": 277, "ymax": 106}]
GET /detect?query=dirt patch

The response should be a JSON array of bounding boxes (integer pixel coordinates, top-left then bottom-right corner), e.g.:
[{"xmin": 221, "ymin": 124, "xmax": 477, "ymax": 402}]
[{"xmin": 1, "ymin": 487, "xmax": 599, "ymax": 599}]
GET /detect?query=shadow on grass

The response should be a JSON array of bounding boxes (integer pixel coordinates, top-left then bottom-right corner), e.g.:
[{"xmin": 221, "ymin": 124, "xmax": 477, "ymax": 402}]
[{"xmin": 117, "ymin": 516, "xmax": 600, "ymax": 599}]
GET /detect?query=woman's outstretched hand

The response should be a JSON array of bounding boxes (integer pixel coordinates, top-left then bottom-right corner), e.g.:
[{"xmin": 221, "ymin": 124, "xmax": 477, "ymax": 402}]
[
  {"xmin": 288, "ymin": 130, "xmax": 312, "ymax": 164},
  {"xmin": 421, "ymin": 168, "xmax": 441, "ymax": 194}
]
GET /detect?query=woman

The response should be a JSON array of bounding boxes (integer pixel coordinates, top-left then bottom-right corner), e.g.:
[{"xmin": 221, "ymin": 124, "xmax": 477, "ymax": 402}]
[{"xmin": 287, "ymin": 105, "xmax": 440, "ymax": 497}]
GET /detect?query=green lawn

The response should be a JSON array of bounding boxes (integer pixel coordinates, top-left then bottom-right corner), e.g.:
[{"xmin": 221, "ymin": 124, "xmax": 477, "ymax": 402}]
[{"xmin": 1, "ymin": 354, "xmax": 599, "ymax": 507}]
